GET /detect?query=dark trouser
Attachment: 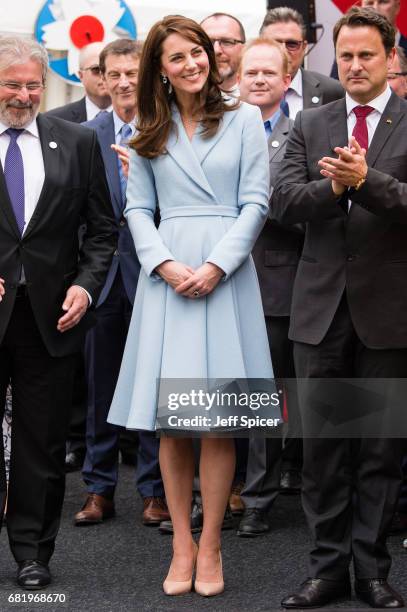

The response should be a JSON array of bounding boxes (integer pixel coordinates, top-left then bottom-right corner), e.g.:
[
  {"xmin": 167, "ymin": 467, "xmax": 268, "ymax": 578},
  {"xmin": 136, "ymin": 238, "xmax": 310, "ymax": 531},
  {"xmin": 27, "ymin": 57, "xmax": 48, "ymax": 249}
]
[
  {"xmin": 398, "ymin": 448, "xmax": 407, "ymax": 515},
  {"xmin": 0, "ymin": 294, "xmax": 75, "ymax": 563},
  {"xmin": 66, "ymin": 352, "xmax": 87, "ymax": 455},
  {"xmin": 82, "ymin": 270, "xmax": 163, "ymax": 499},
  {"xmin": 242, "ymin": 316, "xmax": 300, "ymax": 511},
  {"xmin": 294, "ymin": 295, "xmax": 404, "ymax": 580}
]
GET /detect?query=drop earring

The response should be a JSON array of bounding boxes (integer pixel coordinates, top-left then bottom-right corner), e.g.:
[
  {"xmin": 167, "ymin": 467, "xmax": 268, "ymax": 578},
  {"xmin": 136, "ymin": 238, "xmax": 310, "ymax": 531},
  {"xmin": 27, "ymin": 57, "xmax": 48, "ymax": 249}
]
[{"xmin": 161, "ymin": 74, "xmax": 168, "ymax": 84}]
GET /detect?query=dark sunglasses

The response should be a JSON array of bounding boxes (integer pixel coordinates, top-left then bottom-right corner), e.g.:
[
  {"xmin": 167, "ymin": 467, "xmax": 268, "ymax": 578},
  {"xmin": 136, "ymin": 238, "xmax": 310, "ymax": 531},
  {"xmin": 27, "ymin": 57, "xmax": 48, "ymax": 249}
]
[
  {"xmin": 81, "ymin": 65, "xmax": 101, "ymax": 76},
  {"xmin": 274, "ymin": 39, "xmax": 304, "ymax": 51}
]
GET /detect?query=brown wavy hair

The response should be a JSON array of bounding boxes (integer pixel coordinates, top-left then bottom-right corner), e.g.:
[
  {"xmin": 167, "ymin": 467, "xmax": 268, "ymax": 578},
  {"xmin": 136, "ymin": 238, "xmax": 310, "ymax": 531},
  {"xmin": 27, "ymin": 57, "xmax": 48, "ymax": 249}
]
[{"xmin": 131, "ymin": 14, "xmax": 238, "ymax": 159}]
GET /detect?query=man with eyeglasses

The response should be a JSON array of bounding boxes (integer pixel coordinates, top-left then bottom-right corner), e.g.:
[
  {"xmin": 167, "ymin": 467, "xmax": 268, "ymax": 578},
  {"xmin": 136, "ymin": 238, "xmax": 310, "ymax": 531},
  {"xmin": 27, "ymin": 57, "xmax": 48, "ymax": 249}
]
[
  {"xmin": 201, "ymin": 12, "xmax": 246, "ymax": 96},
  {"xmin": 0, "ymin": 36, "xmax": 116, "ymax": 589},
  {"xmin": 73, "ymin": 39, "xmax": 169, "ymax": 531},
  {"xmin": 48, "ymin": 42, "xmax": 111, "ymax": 123},
  {"xmin": 261, "ymin": 7, "xmax": 344, "ymax": 121}
]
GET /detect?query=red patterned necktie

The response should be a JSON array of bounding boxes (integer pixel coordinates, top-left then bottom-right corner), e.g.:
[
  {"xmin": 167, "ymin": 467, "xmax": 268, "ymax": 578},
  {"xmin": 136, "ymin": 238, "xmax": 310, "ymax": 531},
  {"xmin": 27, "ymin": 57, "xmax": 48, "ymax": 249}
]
[{"xmin": 352, "ymin": 105, "xmax": 374, "ymax": 151}]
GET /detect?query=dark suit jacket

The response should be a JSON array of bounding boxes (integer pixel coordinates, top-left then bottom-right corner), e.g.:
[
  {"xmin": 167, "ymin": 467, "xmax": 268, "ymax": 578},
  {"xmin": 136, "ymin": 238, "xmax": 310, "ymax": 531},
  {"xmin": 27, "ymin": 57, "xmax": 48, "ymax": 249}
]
[
  {"xmin": 83, "ymin": 111, "xmax": 140, "ymax": 306},
  {"xmin": 252, "ymin": 113, "xmax": 303, "ymax": 317},
  {"xmin": 272, "ymin": 93, "xmax": 407, "ymax": 349},
  {"xmin": 46, "ymin": 96, "xmax": 87, "ymax": 123},
  {"xmin": 0, "ymin": 114, "xmax": 117, "ymax": 356},
  {"xmin": 301, "ymin": 68, "xmax": 344, "ymax": 109}
]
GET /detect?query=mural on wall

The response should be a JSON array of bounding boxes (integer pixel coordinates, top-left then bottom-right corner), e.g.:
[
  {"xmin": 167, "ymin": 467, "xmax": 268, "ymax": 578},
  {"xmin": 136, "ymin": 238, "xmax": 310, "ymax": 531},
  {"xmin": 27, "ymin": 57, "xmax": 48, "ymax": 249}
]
[{"xmin": 35, "ymin": 0, "xmax": 137, "ymax": 84}]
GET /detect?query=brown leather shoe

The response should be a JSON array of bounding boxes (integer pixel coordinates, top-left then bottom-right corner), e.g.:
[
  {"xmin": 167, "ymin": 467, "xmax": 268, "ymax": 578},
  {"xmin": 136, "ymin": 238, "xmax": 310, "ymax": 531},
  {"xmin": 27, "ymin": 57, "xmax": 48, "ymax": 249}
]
[
  {"xmin": 142, "ymin": 497, "xmax": 170, "ymax": 525},
  {"xmin": 74, "ymin": 494, "xmax": 115, "ymax": 526},
  {"xmin": 229, "ymin": 481, "xmax": 245, "ymax": 515}
]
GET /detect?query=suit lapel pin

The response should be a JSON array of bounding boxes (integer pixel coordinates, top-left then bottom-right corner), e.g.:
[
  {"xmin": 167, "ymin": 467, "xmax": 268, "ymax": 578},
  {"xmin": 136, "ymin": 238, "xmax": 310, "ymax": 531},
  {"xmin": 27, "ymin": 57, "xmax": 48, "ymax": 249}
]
[
  {"xmin": 312, "ymin": 96, "xmax": 320, "ymax": 104},
  {"xmin": 271, "ymin": 140, "xmax": 280, "ymax": 148},
  {"xmin": 386, "ymin": 118, "xmax": 392, "ymax": 124},
  {"xmin": 49, "ymin": 141, "xmax": 58, "ymax": 149}
]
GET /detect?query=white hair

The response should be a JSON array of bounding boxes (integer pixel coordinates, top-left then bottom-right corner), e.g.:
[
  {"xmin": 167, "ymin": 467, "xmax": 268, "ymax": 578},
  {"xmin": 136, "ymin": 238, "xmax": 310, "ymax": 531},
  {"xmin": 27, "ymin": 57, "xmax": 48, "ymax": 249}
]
[{"xmin": 0, "ymin": 36, "xmax": 48, "ymax": 82}]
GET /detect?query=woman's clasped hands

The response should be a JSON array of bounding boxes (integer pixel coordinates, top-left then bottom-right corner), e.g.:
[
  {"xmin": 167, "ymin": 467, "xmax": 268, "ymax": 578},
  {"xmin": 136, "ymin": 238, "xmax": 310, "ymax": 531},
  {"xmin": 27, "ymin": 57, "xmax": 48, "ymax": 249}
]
[{"xmin": 155, "ymin": 260, "xmax": 224, "ymax": 298}]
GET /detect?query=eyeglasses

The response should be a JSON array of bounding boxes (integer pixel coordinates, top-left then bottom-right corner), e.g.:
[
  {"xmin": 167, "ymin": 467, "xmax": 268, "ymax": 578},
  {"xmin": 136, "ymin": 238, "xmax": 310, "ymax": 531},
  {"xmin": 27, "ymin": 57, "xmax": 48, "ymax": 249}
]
[
  {"xmin": 0, "ymin": 80, "xmax": 44, "ymax": 92},
  {"xmin": 387, "ymin": 71, "xmax": 407, "ymax": 79},
  {"xmin": 209, "ymin": 38, "xmax": 245, "ymax": 49},
  {"xmin": 274, "ymin": 39, "xmax": 304, "ymax": 52},
  {"xmin": 81, "ymin": 65, "xmax": 101, "ymax": 76}
]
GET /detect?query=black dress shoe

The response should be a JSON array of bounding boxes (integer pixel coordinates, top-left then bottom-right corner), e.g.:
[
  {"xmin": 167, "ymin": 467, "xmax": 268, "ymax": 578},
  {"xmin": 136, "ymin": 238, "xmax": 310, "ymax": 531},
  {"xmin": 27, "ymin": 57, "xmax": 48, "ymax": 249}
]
[
  {"xmin": 236, "ymin": 508, "xmax": 270, "ymax": 537},
  {"xmin": 280, "ymin": 469, "xmax": 301, "ymax": 494},
  {"xmin": 389, "ymin": 511, "xmax": 407, "ymax": 535},
  {"xmin": 159, "ymin": 501, "xmax": 233, "ymax": 534},
  {"xmin": 159, "ymin": 499, "xmax": 203, "ymax": 534},
  {"xmin": 355, "ymin": 579, "xmax": 404, "ymax": 608},
  {"xmin": 281, "ymin": 578, "xmax": 351, "ymax": 608},
  {"xmin": 65, "ymin": 450, "xmax": 85, "ymax": 473},
  {"xmin": 17, "ymin": 560, "xmax": 51, "ymax": 590}
]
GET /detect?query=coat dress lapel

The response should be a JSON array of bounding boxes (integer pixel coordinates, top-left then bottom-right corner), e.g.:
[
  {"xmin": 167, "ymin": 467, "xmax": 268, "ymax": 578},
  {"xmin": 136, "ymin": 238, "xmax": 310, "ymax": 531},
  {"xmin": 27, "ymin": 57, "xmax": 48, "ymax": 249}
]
[{"xmin": 167, "ymin": 106, "xmax": 239, "ymax": 200}]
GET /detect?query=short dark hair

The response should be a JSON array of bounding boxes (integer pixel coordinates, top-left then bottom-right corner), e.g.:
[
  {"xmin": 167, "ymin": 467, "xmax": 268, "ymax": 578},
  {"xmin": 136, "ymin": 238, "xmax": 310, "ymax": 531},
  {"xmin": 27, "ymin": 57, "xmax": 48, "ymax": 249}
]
[
  {"xmin": 99, "ymin": 39, "xmax": 143, "ymax": 74},
  {"xmin": 201, "ymin": 12, "xmax": 246, "ymax": 43},
  {"xmin": 260, "ymin": 7, "xmax": 306, "ymax": 39},
  {"xmin": 333, "ymin": 6, "xmax": 395, "ymax": 55}
]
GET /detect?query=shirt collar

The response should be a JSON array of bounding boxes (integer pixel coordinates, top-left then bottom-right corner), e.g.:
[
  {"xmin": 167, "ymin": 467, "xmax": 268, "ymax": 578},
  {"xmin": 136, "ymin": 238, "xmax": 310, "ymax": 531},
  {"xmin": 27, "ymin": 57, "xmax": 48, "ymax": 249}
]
[
  {"xmin": 113, "ymin": 110, "xmax": 136, "ymax": 138},
  {"xmin": 290, "ymin": 70, "xmax": 303, "ymax": 97},
  {"xmin": 346, "ymin": 84, "xmax": 392, "ymax": 117},
  {"xmin": 0, "ymin": 117, "xmax": 39, "ymax": 137},
  {"xmin": 264, "ymin": 108, "xmax": 281, "ymax": 131},
  {"xmin": 85, "ymin": 96, "xmax": 112, "ymax": 121}
]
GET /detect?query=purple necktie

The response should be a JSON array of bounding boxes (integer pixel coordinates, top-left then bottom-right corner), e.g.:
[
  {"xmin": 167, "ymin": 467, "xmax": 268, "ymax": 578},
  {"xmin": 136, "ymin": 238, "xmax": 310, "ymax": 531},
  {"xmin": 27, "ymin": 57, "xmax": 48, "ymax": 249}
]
[{"xmin": 4, "ymin": 128, "xmax": 25, "ymax": 234}]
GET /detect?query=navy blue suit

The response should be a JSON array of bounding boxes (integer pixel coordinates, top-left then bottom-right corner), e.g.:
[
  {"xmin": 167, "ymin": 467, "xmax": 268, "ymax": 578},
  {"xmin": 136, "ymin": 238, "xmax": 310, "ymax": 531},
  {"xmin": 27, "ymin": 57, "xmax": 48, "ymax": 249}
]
[{"xmin": 82, "ymin": 111, "xmax": 163, "ymax": 499}]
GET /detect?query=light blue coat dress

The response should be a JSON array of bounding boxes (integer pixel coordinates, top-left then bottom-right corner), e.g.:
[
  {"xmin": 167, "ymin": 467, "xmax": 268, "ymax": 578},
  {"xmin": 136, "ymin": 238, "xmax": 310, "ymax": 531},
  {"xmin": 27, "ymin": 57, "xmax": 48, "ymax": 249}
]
[{"xmin": 108, "ymin": 102, "xmax": 274, "ymax": 431}]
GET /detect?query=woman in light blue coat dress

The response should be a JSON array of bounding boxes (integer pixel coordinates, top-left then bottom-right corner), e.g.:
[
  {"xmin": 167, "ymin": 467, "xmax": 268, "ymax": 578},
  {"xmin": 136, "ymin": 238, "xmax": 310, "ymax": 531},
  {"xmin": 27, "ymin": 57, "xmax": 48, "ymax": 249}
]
[{"xmin": 108, "ymin": 15, "xmax": 273, "ymax": 597}]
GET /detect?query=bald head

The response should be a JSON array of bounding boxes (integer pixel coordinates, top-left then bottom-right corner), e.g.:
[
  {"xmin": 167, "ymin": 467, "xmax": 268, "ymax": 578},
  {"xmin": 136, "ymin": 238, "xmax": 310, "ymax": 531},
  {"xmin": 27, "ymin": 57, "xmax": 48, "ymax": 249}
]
[
  {"xmin": 78, "ymin": 42, "xmax": 111, "ymax": 109},
  {"xmin": 79, "ymin": 42, "xmax": 106, "ymax": 70}
]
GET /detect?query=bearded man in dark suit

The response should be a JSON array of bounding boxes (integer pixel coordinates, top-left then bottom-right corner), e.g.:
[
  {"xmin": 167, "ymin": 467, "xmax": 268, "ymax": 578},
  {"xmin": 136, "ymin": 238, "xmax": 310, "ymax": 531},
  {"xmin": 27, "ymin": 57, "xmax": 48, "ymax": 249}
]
[{"xmin": 0, "ymin": 36, "xmax": 116, "ymax": 589}]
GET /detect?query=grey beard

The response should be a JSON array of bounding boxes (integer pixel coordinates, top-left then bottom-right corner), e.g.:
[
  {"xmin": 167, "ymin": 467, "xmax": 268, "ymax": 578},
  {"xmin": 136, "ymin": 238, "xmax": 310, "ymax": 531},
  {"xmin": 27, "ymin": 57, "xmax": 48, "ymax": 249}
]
[{"xmin": 0, "ymin": 104, "xmax": 38, "ymax": 128}]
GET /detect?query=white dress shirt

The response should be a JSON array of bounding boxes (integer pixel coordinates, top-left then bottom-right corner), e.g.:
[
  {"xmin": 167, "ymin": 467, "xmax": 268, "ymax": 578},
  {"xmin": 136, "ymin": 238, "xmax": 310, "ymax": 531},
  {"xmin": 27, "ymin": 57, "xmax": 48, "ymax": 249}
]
[
  {"xmin": 346, "ymin": 85, "xmax": 392, "ymax": 146},
  {"xmin": 113, "ymin": 110, "xmax": 136, "ymax": 144},
  {"xmin": 286, "ymin": 70, "xmax": 303, "ymax": 119},
  {"xmin": 0, "ymin": 117, "xmax": 91, "ymax": 303},
  {"xmin": 0, "ymin": 118, "xmax": 44, "ymax": 235},
  {"xmin": 85, "ymin": 96, "xmax": 112, "ymax": 121},
  {"xmin": 345, "ymin": 85, "xmax": 392, "ymax": 210}
]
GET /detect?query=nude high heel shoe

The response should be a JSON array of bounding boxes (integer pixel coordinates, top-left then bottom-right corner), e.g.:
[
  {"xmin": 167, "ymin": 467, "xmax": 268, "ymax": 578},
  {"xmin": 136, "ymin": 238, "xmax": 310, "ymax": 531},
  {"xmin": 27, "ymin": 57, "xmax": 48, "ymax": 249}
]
[
  {"xmin": 194, "ymin": 551, "xmax": 224, "ymax": 597},
  {"xmin": 162, "ymin": 542, "xmax": 198, "ymax": 596}
]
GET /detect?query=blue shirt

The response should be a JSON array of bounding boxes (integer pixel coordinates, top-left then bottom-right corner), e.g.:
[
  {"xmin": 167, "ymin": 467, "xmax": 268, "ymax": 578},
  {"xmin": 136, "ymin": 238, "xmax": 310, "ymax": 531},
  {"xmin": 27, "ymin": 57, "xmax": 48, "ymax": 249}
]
[{"xmin": 264, "ymin": 109, "xmax": 281, "ymax": 138}]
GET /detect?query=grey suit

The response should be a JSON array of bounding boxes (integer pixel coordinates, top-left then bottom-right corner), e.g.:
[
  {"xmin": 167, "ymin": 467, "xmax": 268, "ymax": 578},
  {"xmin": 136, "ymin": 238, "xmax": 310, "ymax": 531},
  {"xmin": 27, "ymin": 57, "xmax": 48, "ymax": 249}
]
[
  {"xmin": 242, "ymin": 113, "xmax": 302, "ymax": 512},
  {"xmin": 272, "ymin": 92, "xmax": 407, "ymax": 579},
  {"xmin": 301, "ymin": 69, "xmax": 344, "ymax": 110}
]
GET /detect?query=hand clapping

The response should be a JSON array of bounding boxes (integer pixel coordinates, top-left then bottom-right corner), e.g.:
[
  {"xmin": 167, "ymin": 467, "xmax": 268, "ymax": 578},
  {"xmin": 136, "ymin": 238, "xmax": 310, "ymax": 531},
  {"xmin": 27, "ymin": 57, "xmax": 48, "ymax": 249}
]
[{"xmin": 318, "ymin": 136, "xmax": 368, "ymax": 196}]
